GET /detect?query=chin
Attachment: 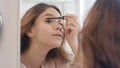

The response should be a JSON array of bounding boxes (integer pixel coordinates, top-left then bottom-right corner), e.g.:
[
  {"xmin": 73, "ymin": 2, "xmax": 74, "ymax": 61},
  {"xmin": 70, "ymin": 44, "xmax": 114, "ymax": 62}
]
[
  {"xmin": 55, "ymin": 43, "xmax": 62, "ymax": 48},
  {"xmin": 50, "ymin": 42, "xmax": 62, "ymax": 48},
  {"xmin": 48, "ymin": 38, "xmax": 63, "ymax": 48}
]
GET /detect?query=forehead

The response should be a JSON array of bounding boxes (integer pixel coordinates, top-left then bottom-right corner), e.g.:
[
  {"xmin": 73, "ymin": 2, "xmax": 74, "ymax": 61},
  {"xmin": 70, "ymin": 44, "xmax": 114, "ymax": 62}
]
[{"xmin": 40, "ymin": 7, "xmax": 61, "ymax": 17}]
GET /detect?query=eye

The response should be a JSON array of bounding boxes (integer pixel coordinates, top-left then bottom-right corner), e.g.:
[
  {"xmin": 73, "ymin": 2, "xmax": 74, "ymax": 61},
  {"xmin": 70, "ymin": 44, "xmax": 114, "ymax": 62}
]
[{"xmin": 45, "ymin": 19, "xmax": 53, "ymax": 23}]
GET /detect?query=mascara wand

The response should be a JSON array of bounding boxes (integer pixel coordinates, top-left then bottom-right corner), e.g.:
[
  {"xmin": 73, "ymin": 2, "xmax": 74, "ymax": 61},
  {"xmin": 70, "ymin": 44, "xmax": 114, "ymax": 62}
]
[{"xmin": 46, "ymin": 16, "xmax": 65, "ymax": 20}]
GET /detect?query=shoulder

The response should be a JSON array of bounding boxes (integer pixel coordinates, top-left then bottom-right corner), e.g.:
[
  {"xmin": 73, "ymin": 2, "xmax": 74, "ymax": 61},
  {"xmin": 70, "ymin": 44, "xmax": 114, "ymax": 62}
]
[
  {"xmin": 53, "ymin": 58, "xmax": 73, "ymax": 68},
  {"xmin": 42, "ymin": 58, "xmax": 83, "ymax": 68},
  {"xmin": 54, "ymin": 58, "xmax": 84, "ymax": 68},
  {"xmin": 42, "ymin": 58, "xmax": 71, "ymax": 68}
]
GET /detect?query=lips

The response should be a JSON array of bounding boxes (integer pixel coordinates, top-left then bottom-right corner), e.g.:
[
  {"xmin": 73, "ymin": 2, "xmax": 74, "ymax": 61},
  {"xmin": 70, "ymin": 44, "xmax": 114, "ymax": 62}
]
[{"xmin": 52, "ymin": 33, "xmax": 63, "ymax": 40}]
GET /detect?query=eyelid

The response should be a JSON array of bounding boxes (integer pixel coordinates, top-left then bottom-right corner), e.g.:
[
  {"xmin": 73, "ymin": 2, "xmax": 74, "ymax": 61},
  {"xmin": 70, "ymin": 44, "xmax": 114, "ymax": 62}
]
[{"xmin": 45, "ymin": 18, "xmax": 53, "ymax": 22}]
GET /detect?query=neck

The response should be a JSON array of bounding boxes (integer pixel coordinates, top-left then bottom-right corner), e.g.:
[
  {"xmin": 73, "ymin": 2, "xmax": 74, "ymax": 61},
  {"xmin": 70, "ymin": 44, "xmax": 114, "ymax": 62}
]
[{"xmin": 21, "ymin": 41, "xmax": 51, "ymax": 68}]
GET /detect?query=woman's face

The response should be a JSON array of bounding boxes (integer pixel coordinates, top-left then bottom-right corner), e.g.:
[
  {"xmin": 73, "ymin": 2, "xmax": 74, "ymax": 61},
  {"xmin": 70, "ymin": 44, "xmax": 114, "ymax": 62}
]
[{"xmin": 28, "ymin": 7, "xmax": 64, "ymax": 49}]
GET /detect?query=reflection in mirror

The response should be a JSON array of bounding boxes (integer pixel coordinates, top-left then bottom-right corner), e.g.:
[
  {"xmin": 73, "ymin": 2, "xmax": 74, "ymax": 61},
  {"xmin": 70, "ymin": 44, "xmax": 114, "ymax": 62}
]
[{"xmin": 20, "ymin": 1, "xmax": 82, "ymax": 67}]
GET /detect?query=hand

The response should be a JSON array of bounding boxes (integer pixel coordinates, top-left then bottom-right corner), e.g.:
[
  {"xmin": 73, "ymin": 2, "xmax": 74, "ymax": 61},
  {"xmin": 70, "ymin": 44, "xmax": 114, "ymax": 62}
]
[{"xmin": 64, "ymin": 14, "xmax": 81, "ymax": 57}]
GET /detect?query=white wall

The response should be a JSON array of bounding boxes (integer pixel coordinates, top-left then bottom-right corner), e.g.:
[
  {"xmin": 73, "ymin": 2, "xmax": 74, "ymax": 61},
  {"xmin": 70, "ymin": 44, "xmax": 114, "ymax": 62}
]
[
  {"xmin": 80, "ymin": 0, "xmax": 96, "ymax": 27},
  {"xmin": 20, "ymin": 0, "xmax": 80, "ymax": 19},
  {"xmin": 0, "ymin": 0, "xmax": 19, "ymax": 68}
]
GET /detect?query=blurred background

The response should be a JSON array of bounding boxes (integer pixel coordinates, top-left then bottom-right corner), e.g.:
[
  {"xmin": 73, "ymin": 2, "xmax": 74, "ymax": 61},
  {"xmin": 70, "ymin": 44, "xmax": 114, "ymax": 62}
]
[{"xmin": 0, "ymin": 0, "xmax": 19, "ymax": 68}]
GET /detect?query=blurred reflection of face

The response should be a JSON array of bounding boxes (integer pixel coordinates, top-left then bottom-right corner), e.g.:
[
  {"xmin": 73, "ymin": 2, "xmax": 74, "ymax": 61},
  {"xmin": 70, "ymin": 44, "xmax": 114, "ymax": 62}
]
[{"xmin": 28, "ymin": 7, "xmax": 64, "ymax": 49}]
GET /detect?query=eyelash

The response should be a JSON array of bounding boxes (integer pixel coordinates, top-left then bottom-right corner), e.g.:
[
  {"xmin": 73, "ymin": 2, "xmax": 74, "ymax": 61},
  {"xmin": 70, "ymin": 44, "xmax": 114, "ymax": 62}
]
[
  {"xmin": 45, "ymin": 19, "xmax": 53, "ymax": 23},
  {"xmin": 45, "ymin": 19, "xmax": 63, "ymax": 26}
]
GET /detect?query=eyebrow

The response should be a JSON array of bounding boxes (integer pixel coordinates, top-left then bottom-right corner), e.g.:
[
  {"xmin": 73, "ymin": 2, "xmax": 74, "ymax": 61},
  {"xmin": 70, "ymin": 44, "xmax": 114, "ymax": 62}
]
[
  {"xmin": 43, "ymin": 14, "xmax": 54, "ymax": 17},
  {"xmin": 43, "ymin": 14, "xmax": 65, "ymax": 20}
]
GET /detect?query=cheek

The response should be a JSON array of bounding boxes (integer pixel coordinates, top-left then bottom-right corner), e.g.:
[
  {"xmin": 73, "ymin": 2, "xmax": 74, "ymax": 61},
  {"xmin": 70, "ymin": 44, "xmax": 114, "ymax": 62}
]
[
  {"xmin": 34, "ymin": 24, "xmax": 54, "ymax": 39},
  {"xmin": 34, "ymin": 22, "xmax": 53, "ymax": 33}
]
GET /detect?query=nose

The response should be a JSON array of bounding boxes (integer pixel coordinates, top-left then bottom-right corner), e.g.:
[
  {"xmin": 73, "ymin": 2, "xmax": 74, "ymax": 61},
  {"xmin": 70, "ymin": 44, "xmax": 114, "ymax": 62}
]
[{"xmin": 55, "ymin": 22, "xmax": 63, "ymax": 31}]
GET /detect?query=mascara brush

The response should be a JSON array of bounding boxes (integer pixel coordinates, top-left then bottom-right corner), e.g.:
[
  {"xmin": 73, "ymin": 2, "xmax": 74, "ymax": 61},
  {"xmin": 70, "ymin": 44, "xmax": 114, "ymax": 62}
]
[{"xmin": 46, "ymin": 16, "xmax": 65, "ymax": 20}]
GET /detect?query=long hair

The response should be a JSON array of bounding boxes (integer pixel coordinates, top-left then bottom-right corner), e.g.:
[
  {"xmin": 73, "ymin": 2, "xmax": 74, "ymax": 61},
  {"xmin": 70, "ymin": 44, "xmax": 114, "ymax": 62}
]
[
  {"xmin": 82, "ymin": 0, "xmax": 120, "ymax": 68},
  {"xmin": 21, "ymin": 3, "xmax": 71, "ymax": 62}
]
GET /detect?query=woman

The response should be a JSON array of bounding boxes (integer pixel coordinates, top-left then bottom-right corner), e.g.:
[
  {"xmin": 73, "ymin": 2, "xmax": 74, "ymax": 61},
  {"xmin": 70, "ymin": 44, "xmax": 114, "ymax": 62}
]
[
  {"xmin": 81, "ymin": 0, "xmax": 120, "ymax": 68},
  {"xmin": 21, "ymin": 3, "xmax": 82, "ymax": 68}
]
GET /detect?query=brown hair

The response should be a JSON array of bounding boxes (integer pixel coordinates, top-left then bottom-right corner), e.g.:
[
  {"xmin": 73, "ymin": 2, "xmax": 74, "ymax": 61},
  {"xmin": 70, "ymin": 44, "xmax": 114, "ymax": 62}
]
[
  {"xmin": 81, "ymin": 0, "xmax": 120, "ymax": 68},
  {"xmin": 21, "ymin": 3, "xmax": 71, "ymax": 62}
]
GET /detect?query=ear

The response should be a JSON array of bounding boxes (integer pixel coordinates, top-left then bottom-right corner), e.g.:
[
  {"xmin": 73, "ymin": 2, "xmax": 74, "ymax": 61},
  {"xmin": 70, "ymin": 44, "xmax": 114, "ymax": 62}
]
[{"xmin": 26, "ymin": 28, "xmax": 34, "ymax": 38}]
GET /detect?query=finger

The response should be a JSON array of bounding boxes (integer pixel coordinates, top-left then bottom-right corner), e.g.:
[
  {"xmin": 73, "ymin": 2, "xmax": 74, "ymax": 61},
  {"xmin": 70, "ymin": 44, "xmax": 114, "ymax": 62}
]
[
  {"xmin": 66, "ymin": 21, "xmax": 77, "ymax": 27},
  {"xmin": 65, "ymin": 14, "xmax": 80, "ymax": 29},
  {"xmin": 66, "ymin": 21, "xmax": 81, "ymax": 32},
  {"xmin": 65, "ymin": 15, "xmax": 79, "ymax": 24},
  {"xmin": 65, "ymin": 25, "xmax": 75, "ymax": 34},
  {"xmin": 66, "ymin": 18, "xmax": 79, "ymax": 27},
  {"xmin": 68, "ymin": 14, "xmax": 78, "ymax": 19}
]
